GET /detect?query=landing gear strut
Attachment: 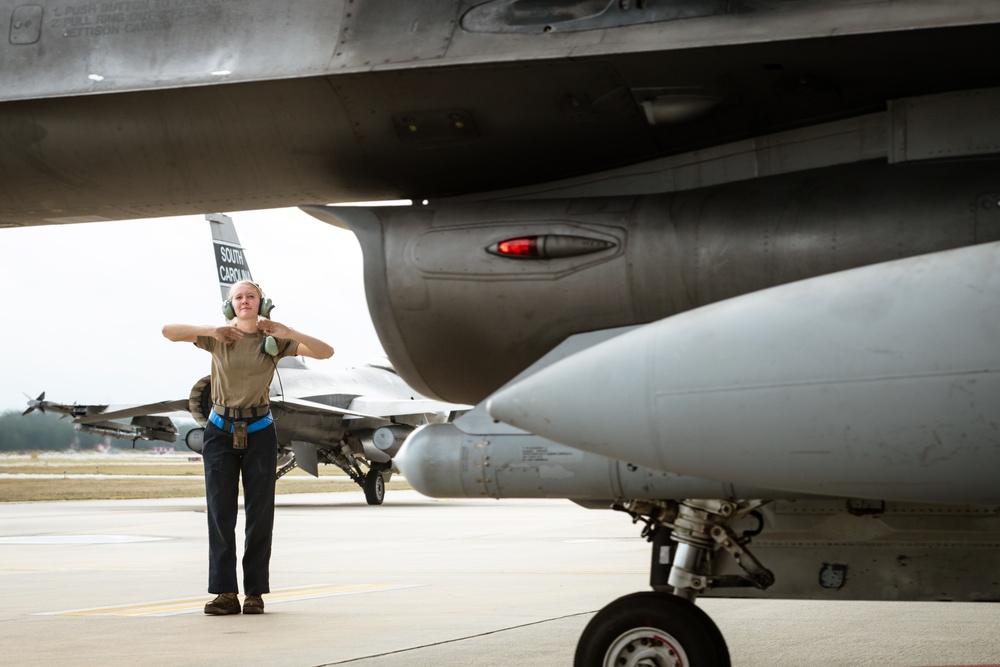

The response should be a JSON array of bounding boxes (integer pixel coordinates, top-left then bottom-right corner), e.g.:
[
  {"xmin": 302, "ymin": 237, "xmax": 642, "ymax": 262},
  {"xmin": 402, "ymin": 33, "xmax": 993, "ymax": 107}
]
[
  {"xmin": 278, "ymin": 442, "xmax": 393, "ymax": 505},
  {"xmin": 319, "ymin": 448, "xmax": 392, "ymax": 506},
  {"xmin": 574, "ymin": 499, "xmax": 772, "ymax": 667}
]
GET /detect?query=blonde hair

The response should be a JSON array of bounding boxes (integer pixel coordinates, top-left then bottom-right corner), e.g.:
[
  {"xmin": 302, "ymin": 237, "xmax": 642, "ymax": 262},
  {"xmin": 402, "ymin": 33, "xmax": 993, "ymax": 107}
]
[{"xmin": 227, "ymin": 280, "xmax": 264, "ymax": 301}]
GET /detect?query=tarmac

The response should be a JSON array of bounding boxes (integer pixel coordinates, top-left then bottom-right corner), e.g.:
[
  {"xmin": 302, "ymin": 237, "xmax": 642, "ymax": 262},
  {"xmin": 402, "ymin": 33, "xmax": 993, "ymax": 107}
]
[{"xmin": 1, "ymin": 490, "xmax": 999, "ymax": 667}]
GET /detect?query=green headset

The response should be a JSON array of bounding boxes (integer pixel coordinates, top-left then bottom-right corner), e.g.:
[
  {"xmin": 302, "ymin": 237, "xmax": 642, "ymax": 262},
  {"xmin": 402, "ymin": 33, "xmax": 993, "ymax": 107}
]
[
  {"xmin": 222, "ymin": 281, "xmax": 279, "ymax": 356},
  {"xmin": 222, "ymin": 288, "xmax": 274, "ymax": 320}
]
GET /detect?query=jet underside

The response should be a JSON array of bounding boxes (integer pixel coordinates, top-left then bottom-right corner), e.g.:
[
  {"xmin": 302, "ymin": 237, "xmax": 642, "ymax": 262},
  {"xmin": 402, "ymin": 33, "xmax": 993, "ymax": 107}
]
[
  {"xmin": 2, "ymin": 2, "xmax": 1000, "ymax": 224},
  {"xmin": 5, "ymin": 3, "xmax": 1000, "ymax": 659}
]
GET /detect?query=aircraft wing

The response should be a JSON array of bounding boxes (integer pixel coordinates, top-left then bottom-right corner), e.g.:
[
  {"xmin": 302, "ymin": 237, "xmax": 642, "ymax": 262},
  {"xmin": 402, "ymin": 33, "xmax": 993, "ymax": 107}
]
[
  {"xmin": 347, "ymin": 397, "xmax": 468, "ymax": 419},
  {"xmin": 65, "ymin": 394, "xmax": 454, "ymax": 427},
  {"xmin": 24, "ymin": 395, "xmax": 188, "ymax": 444},
  {"xmin": 274, "ymin": 396, "xmax": 385, "ymax": 421},
  {"xmin": 71, "ymin": 400, "xmax": 191, "ymax": 424},
  {"xmin": 68, "ymin": 395, "xmax": 389, "ymax": 425}
]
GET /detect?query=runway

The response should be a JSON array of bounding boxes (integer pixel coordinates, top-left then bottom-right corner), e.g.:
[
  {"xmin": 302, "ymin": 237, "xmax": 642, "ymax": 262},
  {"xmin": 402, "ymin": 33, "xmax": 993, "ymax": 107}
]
[{"xmin": 1, "ymin": 491, "xmax": 998, "ymax": 666}]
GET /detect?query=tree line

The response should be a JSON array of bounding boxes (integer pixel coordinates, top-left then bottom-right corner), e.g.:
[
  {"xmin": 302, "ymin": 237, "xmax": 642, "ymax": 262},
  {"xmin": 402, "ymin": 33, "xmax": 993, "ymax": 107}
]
[{"xmin": 0, "ymin": 409, "xmax": 199, "ymax": 452}]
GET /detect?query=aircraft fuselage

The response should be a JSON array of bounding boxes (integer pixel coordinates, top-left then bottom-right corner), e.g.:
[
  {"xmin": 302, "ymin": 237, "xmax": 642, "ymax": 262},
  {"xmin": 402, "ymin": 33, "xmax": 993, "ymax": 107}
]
[{"xmin": 2, "ymin": 1, "xmax": 1000, "ymax": 225}]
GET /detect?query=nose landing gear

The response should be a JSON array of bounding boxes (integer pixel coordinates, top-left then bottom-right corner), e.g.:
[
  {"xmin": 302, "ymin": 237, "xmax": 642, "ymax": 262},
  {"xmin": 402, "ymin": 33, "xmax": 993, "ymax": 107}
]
[
  {"xmin": 575, "ymin": 592, "xmax": 726, "ymax": 666},
  {"xmin": 575, "ymin": 499, "xmax": 772, "ymax": 667}
]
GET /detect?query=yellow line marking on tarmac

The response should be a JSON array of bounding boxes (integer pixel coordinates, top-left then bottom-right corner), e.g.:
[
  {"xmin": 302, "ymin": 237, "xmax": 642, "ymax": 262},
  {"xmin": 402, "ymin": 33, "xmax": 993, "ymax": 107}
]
[{"xmin": 36, "ymin": 583, "xmax": 421, "ymax": 617}]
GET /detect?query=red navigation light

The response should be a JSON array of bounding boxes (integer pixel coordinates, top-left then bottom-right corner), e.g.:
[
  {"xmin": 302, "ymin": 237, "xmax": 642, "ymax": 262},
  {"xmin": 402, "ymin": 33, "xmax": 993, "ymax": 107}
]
[
  {"xmin": 495, "ymin": 236, "xmax": 540, "ymax": 257},
  {"xmin": 487, "ymin": 234, "xmax": 616, "ymax": 259}
]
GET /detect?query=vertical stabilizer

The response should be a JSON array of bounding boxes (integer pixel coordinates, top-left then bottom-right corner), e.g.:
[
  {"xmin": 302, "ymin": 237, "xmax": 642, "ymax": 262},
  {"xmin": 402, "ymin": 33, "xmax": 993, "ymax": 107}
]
[{"xmin": 207, "ymin": 213, "xmax": 254, "ymax": 302}]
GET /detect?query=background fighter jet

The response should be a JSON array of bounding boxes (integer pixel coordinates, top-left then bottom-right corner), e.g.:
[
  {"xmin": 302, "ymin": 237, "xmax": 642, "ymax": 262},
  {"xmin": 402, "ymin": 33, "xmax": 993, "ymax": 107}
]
[
  {"xmin": 5, "ymin": 1, "xmax": 1000, "ymax": 663},
  {"xmin": 25, "ymin": 214, "xmax": 467, "ymax": 505}
]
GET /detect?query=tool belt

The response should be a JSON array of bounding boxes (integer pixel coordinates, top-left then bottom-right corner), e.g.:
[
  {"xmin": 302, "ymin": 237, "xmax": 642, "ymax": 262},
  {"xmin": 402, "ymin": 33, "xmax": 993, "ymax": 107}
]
[
  {"xmin": 213, "ymin": 404, "xmax": 269, "ymax": 420},
  {"xmin": 208, "ymin": 405, "xmax": 273, "ymax": 449},
  {"xmin": 208, "ymin": 410, "xmax": 273, "ymax": 433}
]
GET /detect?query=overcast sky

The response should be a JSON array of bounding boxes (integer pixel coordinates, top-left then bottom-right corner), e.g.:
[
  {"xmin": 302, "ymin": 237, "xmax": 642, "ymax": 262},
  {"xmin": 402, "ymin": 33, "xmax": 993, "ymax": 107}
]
[{"xmin": 0, "ymin": 207, "xmax": 387, "ymax": 413}]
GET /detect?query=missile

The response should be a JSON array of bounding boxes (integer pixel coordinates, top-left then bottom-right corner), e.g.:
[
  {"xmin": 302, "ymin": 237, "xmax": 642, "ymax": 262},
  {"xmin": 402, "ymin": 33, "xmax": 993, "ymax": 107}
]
[
  {"xmin": 395, "ymin": 407, "xmax": 794, "ymax": 501},
  {"xmin": 487, "ymin": 242, "xmax": 1000, "ymax": 505},
  {"xmin": 73, "ymin": 418, "xmax": 178, "ymax": 443}
]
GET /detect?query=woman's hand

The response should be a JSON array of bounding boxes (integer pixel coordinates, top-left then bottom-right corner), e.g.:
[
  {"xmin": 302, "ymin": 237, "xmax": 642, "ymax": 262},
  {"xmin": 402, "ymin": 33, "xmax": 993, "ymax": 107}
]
[
  {"xmin": 257, "ymin": 319, "xmax": 290, "ymax": 338},
  {"xmin": 210, "ymin": 326, "xmax": 244, "ymax": 343},
  {"xmin": 256, "ymin": 319, "xmax": 334, "ymax": 359}
]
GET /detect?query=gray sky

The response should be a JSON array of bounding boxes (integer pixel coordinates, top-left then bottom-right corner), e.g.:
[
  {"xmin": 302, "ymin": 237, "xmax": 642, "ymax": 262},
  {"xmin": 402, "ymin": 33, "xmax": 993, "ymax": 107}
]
[{"xmin": 0, "ymin": 207, "xmax": 386, "ymax": 413}]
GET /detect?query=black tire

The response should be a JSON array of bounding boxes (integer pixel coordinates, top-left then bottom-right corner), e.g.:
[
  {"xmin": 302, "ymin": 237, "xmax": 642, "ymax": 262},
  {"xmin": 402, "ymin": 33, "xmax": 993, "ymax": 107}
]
[
  {"xmin": 364, "ymin": 469, "xmax": 385, "ymax": 505},
  {"xmin": 574, "ymin": 592, "xmax": 730, "ymax": 667}
]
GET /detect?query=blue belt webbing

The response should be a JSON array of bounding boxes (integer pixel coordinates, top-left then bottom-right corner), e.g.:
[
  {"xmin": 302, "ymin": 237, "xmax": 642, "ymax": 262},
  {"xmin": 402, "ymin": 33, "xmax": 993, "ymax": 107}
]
[{"xmin": 208, "ymin": 410, "xmax": 273, "ymax": 434}]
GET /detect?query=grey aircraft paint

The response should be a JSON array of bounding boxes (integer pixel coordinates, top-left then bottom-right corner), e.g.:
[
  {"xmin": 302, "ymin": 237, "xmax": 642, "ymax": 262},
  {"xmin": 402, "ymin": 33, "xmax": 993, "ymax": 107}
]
[
  {"xmin": 6, "ymin": 2, "xmax": 1000, "ymax": 663},
  {"xmin": 486, "ymin": 242, "xmax": 1000, "ymax": 505}
]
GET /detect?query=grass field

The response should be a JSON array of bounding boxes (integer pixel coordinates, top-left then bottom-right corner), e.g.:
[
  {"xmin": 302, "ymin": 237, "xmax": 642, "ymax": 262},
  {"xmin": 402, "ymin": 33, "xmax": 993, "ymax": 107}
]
[{"xmin": 0, "ymin": 452, "xmax": 410, "ymax": 502}]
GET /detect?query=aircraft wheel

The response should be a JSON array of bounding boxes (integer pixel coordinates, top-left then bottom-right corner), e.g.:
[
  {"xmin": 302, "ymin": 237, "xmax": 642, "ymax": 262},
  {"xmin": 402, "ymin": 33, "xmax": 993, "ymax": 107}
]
[
  {"xmin": 364, "ymin": 469, "xmax": 385, "ymax": 505},
  {"xmin": 574, "ymin": 592, "xmax": 730, "ymax": 667}
]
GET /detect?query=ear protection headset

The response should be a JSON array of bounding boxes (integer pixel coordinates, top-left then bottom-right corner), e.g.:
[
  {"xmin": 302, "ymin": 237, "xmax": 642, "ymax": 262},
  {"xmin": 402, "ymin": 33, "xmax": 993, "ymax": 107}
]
[
  {"xmin": 222, "ymin": 283, "xmax": 274, "ymax": 320},
  {"xmin": 222, "ymin": 281, "xmax": 279, "ymax": 356}
]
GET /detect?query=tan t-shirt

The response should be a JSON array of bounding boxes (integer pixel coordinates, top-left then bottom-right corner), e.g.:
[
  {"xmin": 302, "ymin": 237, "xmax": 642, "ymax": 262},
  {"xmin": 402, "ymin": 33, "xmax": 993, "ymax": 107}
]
[{"xmin": 195, "ymin": 332, "xmax": 299, "ymax": 408}]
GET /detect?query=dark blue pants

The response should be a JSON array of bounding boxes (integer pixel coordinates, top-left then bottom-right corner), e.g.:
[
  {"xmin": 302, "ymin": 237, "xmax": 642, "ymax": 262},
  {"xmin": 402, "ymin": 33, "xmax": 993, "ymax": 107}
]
[{"xmin": 201, "ymin": 421, "xmax": 277, "ymax": 596}]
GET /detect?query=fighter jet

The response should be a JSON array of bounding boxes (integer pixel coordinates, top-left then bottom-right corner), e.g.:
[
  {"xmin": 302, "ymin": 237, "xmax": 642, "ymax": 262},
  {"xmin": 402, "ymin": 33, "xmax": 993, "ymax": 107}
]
[
  {"xmin": 5, "ymin": 2, "xmax": 1000, "ymax": 663},
  {"xmin": 25, "ymin": 214, "xmax": 467, "ymax": 505}
]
